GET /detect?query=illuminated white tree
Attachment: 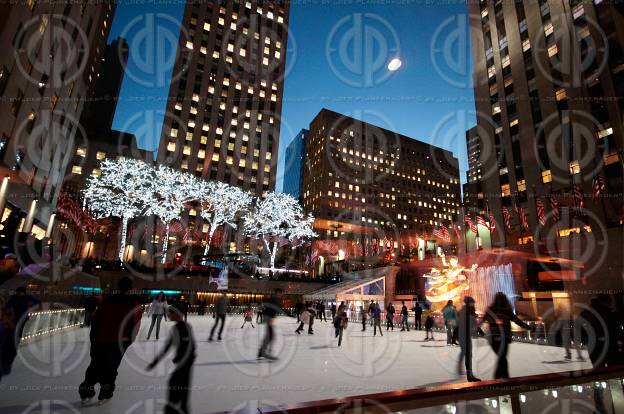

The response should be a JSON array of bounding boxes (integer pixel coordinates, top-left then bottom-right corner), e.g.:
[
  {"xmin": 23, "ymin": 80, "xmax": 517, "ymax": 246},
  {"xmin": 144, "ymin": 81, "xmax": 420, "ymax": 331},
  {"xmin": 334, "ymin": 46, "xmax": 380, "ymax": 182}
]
[
  {"xmin": 148, "ymin": 165, "xmax": 200, "ymax": 263},
  {"xmin": 198, "ymin": 181, "xmax": 252, "ymax": 255},
  {"xmin": 83, "ymin": 158, "xmax": 156, "ymax": 261},
  {"xmin": 243, "ymin": 192, "xmax": 316, "ymax": 269}
]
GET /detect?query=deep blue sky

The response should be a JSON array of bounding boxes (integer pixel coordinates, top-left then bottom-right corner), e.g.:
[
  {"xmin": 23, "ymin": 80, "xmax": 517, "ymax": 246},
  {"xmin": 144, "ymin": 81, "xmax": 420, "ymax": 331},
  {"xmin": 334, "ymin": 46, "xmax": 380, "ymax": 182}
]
[{"xmin": 109, "ymin": 1, "xmax": 476, "ymax": 190}]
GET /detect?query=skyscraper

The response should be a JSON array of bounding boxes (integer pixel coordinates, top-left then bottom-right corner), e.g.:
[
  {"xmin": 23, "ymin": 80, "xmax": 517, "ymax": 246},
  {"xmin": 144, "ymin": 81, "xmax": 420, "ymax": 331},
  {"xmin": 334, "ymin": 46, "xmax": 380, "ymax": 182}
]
[
  {"xmin": 283, "ymin": 129, "xmax": 308, "ymax": 202},
  {"xmin": 468, "ymin": 0, "xmax": 624, "ymax": 246},
  {"xmin": 157, "ymin": 1, "xmax": 290, "ymax": 196},
  {"xmin": 302, "ymin": 109, "xmax": 461, "ymax": 253},
  {"xmin": 0, "ymin": 2, "xmax": 116, "ymax": 232}
]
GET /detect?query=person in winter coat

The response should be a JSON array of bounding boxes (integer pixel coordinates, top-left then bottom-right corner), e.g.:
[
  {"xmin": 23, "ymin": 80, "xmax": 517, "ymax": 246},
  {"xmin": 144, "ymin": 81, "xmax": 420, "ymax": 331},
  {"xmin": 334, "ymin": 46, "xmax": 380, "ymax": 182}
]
[
  {"xmin": 400, "ymin": 301, "xmax": 410, "ymax": 331},
  {"xmin": 79, "ymin": 277, "xmax": 142, "ymax": 403},
  {"xmin": 335, "ymin": 310, "xmax": 348, "ymax": 347},
  {"xmin": 457, "ymin": 296, "xmax": 483, "ymax": 382},
  {"xmin": 241, "ymin": 305, "xmax": 255, "ymax": 329},
  {"xmin": 147, "ymin": 292, "xmax": 168, "ymax": 340},
  {"xmin": 442, "ymin": 300, "xmax": 458, "ymax": 345},
  {"xmin": 147, "ymin": 304, "xmax": 196, "ymax": 414},
  {"xmin": 386, "ymin": 303, "xmax": 395, "ymax": 331},
  {"xmin": 483, "ymin": 292, "xmax": 531, "ymax": 379},
  {"xmin": 372, "ymin": 302, "xmax": 383, "ymax": 336},
  {"xmin": 295, "ymin": 307, "xmax": 310, "ymax": 334},
  {"xmin": 423, "ymin": 304, "xmax": 435, "ymax": 341}
]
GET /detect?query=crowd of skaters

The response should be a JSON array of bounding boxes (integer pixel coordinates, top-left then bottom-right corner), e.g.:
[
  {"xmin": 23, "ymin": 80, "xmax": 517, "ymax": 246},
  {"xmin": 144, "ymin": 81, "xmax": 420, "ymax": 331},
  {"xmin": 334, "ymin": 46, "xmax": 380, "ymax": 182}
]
[{"xmin": 0, "ymin": 281, "xmax": 622, "ymax": 414}]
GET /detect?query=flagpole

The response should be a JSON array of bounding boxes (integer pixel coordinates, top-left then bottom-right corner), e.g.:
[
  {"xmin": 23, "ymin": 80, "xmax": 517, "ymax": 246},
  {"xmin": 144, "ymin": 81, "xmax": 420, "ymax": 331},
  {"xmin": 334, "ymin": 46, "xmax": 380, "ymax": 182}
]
[{"xmin": 532, "ymin": 185, "xmax": 542, "ymax": 243}]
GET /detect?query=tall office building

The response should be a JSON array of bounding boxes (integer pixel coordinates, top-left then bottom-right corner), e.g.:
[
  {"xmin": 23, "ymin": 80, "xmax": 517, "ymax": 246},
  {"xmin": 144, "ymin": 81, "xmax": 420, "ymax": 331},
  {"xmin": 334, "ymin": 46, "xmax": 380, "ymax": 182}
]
[
  {"xmin": 0, "ymin": 1, "xmax": 115, "ymax": 232},
  {"xmin": 302, "ymin": 109, "xmax": 461, "ymax": 253},
  {"xmin": 283, "ymin": 129, "xmax": 308, "ymax": 202},
  {"xmin": 468, "ymin": 0, "xmax": 624, "ymax": 246},
  {"xmin": 463, "ymin": 126, "xmax": 484, "ymax": 210},
  {"xmin": 157, "ymin": 1, "xmax": 290, "ymax": 195}
]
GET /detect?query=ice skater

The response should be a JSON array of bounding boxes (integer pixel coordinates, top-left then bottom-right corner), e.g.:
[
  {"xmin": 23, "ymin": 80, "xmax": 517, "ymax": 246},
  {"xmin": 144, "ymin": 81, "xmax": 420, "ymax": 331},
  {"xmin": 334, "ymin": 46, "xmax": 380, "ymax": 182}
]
[
  {"xmin": 400, "ymin": 301, "xmax": 410, "ymax": 331},
  {"xmin": 442, "ymin": 300, "xmax": 458, "ymax": 345},
  {"xmin": 372, "ymin": 302, "xmax": 383, "ymax": 336},
  {"xmin": 457, "ymin": 296, "xmax": 482, "ymax": 382},
  {"xmin": 147, "ymin": 292, "xmax": 168, "ymax": 340},
  {"xmin": 294, "ymin": 305, "xmax": 310, "ymax": 334},
  {"xmin": 386, "ymin": 303, "xmax": 395, "ymax": 331},
  {"xmin": 147, "ymin": 303, "xmax": 196, "ymax": 414},
  {"xmin": 258, "ymin": 288, "xmax": 290, "ymax": 360},
  {"xmin": 79, "ymin": 277, "xmax": 142, "ymax": 404},
  {"xmin": 412, "ymin": 303, "xmax": 423, "ymax": 330},
  {"xmin": 483, "ymin": 292, "xmax": 531, "ymax": 379},
  {"xmin": 209, "ymin": 292, "xmax": 228, "ymax": 341},
  {"xmin": 360, "ymin": 306, "xmax": 367, "ymax": 331},
  {"xmin": 334, "ymin": 308, "xmax": 348, "ymax": 347},
  {"xmin": 241, "ymin": 305, "xmax": 255, "ymax": 329},
  {"xmin": 423, "ymin": 304, "xmax": 434, "ymax": 341}
]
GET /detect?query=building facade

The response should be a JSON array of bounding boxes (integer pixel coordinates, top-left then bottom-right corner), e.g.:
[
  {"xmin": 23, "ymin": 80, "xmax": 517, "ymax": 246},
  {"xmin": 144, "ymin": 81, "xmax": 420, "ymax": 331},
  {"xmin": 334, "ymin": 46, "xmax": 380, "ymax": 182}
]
[
  {"xmin": 468, "ymin": 0, "xmax": 624, "ymax": 245},
  {"xmin": 302, "ymin": 109, "xmax": 461, "ymax": 256},
  {"xmin": 463, "ymin": 126, "xmax": 484, "ymax": 210},
  {"xmin": 157, "ymin": 1, "xmax": 290, "ymax": 196},
  {"xmin": 282, "ymin": 128, "xmax": 308, "ymax": 202},
  {"xmin": 0, "ymin": 1, "xmax": 116, "ymax": 232}
]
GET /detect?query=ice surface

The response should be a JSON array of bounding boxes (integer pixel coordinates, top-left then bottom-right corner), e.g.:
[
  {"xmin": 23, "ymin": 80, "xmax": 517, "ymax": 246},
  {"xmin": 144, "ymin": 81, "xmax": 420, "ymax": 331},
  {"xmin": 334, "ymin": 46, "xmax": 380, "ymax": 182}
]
[{"xmin": 0, "ymin": 315, "xmax": 591, "ymax": 413}]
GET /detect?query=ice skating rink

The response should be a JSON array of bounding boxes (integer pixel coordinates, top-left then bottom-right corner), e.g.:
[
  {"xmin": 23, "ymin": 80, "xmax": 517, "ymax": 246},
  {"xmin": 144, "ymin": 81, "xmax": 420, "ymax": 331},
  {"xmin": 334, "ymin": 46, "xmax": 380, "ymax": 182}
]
[{"xmin": 0, "ymin": 315, "xmax": 591, "ymax": 414}]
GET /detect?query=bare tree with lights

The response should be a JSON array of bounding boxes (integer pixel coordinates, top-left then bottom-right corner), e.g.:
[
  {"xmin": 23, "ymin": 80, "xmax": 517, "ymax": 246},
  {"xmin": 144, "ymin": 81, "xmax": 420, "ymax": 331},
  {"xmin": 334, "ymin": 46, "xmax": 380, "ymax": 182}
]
[
  {"xmin": 243, "ymin": 192, "xmax": 316, "ymax": 270},
  {"xmin": 148, "ymin": 165, "xmax": 200, "ymax": 263},
  {"xmin": 198, "ymin": 181, "xmax": 252, "ymax": 255},
  {"xmin": 83, "ymin": 158, "xmax": 156, "ymax": 261}
]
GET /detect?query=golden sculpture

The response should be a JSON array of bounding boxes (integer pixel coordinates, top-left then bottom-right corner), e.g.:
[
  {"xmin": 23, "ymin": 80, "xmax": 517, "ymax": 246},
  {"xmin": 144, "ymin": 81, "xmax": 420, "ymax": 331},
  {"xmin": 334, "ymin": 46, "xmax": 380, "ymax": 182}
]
[{"xmin": 424, "ymin": 250, "xmax": 476, "ymax": 310}]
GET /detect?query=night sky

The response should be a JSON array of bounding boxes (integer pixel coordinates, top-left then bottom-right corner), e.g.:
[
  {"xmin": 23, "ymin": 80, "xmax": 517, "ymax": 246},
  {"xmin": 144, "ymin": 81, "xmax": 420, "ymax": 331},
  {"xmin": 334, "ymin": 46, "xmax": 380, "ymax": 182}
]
[{"xmin": 108, "ymin": 1, "xmax": 476, "ymax": 189}]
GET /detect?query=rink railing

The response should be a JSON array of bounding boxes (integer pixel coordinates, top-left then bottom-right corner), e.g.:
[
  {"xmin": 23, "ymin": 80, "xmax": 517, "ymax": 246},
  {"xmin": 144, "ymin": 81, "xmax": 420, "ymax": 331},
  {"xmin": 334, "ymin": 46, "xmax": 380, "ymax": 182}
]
[
  {"xmin": 242, "ymin": 366, "xmax": 624, "ymax": 414},
  {"xmin": 20, "ymin": 308, "xmax": 85, "ymax": 342}
]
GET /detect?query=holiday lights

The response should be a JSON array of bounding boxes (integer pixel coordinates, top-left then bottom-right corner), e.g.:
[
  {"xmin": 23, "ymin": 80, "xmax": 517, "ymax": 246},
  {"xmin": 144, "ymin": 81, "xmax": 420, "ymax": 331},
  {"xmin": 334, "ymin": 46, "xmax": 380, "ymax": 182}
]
[
  {"xmin": 198, "ymin": 181, "xmax": 252, "ymax": 255},
  {"xmin": 84, "ymin": 158, "xmax": 156, "ymax": 260},
  {"xmin": 244, "ymin": 192, "xmax": 316, "ymax": 269}
]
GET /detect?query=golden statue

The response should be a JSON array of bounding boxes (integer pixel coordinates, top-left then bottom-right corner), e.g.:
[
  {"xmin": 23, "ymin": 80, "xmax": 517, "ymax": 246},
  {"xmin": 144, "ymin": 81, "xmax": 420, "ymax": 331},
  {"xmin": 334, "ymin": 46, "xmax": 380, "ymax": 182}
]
[{"xmin": 424, "ymin": 250, "xmax": 476, "ymax": 311}]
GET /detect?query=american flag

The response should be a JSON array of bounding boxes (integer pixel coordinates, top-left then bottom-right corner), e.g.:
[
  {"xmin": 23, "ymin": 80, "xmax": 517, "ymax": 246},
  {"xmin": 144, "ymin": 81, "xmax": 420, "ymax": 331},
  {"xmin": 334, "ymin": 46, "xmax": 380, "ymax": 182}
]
[
  {"xmin": 487, "ymin": 208, "xmax": 497, "ymax": 233},
  {"xmin": 573, "ymin": 184, "xmax": 585, "ymax": 209},
  {"xmin": 502, "ymin": 206, "xmax": 512, "ymax": 229},
  {"xmin": 476, "ymin": 215, "xmax": 488, "ymax": 228},
  {"xmin": 433, "ymin": 226, "xmax": 451, "ymax": 242},
  {"xmin": 464, "ymin": 215, "xmax": 477, "ymax": 234},
  {"xmin": 517, "ymin": 205, "xmax": 529, "ymax": 229},
  {"xmin": 451, "ymin": 224, "xmax": 461, "ymax": 240},
  {"xmin": 536, "ymin": 197, "xmax": 546, "ymax": 226},
  {"xmin": 592, "ymin": 175, "xmax": 606, "ymax": 203},
  {"xmin": 550, "ymin": 194, "xmax": 560, "ymax": 223}
]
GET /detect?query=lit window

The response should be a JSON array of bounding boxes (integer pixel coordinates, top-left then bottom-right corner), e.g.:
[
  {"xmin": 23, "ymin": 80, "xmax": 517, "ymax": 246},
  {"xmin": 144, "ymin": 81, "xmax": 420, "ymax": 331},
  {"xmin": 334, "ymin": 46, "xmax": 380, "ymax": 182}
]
[
  {"xmin": 71, "ymin": 165, "xmax": 82, "ymax": 175},
  {"xmin": 548, "ymin": 44, "xmax": 558, "ymax": 57},
  {"xmin": 212, "ymin": 153, "xmax": 219, "ymax": 162},
  {"xmin": 167, "ymin": 142, "xmax": 176, "ymax": 152},
  {"xmin": 517, "ymin": 180, "xmax": 526, "ymax": 192},
  {"xmin": 185, "ymin": 41, "xmax": 193, "ymax": 50},
  {"xmin": 555, "ymin": 88, "xmax": 566, "ymax": 101},
  {"xmin": 204, "ymin": 22, "xmax": 210, "ymax": 31},
  {"xmin": 198, "ymin": 149, "xmax": 205, "ymax": 159},
  {"xmin": 596, "ymin": 127, "xmax": 613, "ymax": 139},
  {"xmin": 76, "ymin": 147, "xmax": 87, "ymax": 157},
  {"xmin": 91, "ymin": 168, "xmax": 101, "ymax": 177},
  {"xmin": 542, "ymin": 170, "xmax": 552, "ymax": 183},
  {"xmin": 544, "ymin": 22, "xmax": 554, "ymax": 37},
  {"xmin": 604, "ymin": 151, "xmax": 619, "ymax": 165},
  {"xmin": 501, "ymin": 184, "xmax": 511, "ymax": 196},
  {"xmin": 183, "ymin": 146, "xmax": 191, "ymax": 155},
  {"xmin": 96, "ymin": 151, "xmax": 106, "ymax": 160},
  {"xmin": 569, "ymin": 160, "xmax": 581, "ymax": 175}
]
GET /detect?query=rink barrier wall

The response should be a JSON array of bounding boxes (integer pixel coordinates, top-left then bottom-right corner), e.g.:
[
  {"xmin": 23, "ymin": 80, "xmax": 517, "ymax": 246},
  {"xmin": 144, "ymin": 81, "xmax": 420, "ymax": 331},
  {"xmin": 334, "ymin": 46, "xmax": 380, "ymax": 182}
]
[
  {"xmin": 237, "ymin": 366, "xmax": 624, "ymax": 414},
  {"xmin": 20, "ymin": 308, "xmax": 85, "ymax": 342}
]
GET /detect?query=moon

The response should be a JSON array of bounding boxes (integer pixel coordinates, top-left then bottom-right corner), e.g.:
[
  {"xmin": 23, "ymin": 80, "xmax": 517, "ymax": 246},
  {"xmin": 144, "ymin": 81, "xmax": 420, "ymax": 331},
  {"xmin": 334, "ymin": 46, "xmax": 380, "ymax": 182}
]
[{"xmin": 388, "ymin": 58, "xmax": 402, "ymax": 71}]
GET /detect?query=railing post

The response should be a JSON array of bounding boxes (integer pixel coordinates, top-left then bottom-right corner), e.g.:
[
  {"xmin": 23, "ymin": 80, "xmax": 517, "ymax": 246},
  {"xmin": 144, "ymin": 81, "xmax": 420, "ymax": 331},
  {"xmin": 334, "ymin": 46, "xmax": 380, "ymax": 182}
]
[{"xmin": 498, "ymin": 393, "xmax": 521, "ymax": 414}]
